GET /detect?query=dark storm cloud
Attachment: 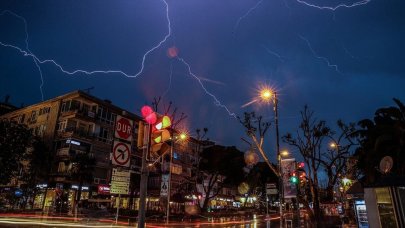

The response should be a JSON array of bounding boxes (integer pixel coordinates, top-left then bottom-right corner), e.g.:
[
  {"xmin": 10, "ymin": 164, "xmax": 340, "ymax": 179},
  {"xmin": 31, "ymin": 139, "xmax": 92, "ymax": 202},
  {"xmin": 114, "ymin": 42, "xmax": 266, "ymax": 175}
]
[{"xmin": 1, "ymin": 0, "xmax": 404, "ymax": 154}]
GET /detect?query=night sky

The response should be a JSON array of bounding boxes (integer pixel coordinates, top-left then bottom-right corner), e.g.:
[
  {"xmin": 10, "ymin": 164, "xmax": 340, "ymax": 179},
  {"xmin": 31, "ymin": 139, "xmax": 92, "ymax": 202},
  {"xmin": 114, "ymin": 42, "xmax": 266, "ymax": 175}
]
[{"xmin": 1, "ymin": 0, "xmax": 404, "ymax": 161}]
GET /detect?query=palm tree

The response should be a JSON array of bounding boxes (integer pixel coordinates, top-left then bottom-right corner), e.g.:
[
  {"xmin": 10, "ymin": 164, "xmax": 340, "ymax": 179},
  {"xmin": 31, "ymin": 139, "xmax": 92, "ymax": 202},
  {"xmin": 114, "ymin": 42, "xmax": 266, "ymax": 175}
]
[{"xmin": 356, "ymin": 98, "xmax": 405, "ymax": 184}]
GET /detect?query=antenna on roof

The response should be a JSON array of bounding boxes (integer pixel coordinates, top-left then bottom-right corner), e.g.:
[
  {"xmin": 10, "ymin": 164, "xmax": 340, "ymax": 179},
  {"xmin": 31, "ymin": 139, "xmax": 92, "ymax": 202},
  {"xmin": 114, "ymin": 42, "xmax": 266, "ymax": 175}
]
[{"xmin": 82, "ymin": 87, "xmax": 95, "ymax": 94}]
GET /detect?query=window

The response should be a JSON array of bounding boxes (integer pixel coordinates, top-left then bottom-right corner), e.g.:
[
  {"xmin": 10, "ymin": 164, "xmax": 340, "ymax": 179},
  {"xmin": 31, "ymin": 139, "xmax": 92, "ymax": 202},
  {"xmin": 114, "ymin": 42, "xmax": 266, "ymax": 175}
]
[
  {"xmin": 98, "ymin": 127, "xmax": 111, "ymax": 143},
  {"xmin": 57, "ymin": 120, "xmax": 67, "ymax": 132},
  {"xmin": 171, "ymin": 164, "xmax": 182, "ymax": 175},
  {"xmin": 61, "ymin": 100, "xmax": 71, "ymax": 112},
  {"xmin": 38, "ymin": 124, "xmax": 46, "ymax": 137},
  {"xmin": 97, "ymin": 106, "xmax": 116, "ymax": 125},
  {"xmin": 30, "ymin": 110, "xmax": 37, "ymax": 122},
  {"xmin": 18, "ymin": 114, "xmax": 26, "ymax": 124},
  {"xmin": 39, "ymin": 107, "xmax": 50, "ymax": 115},
  {"xmin": 58, "ymin": 162, "xmax": 66, "ymax": 172}
]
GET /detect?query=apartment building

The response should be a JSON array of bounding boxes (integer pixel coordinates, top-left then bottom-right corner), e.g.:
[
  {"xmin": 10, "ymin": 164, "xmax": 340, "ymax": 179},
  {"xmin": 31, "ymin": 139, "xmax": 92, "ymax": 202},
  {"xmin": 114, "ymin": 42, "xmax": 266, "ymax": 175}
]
[
  {"xmin": 0, "ymin": 90, "xmax": 212, "ymax": 214},
  {"xmin": 1, "ymin": 90, "xmax": 142, "ymax": 212}
]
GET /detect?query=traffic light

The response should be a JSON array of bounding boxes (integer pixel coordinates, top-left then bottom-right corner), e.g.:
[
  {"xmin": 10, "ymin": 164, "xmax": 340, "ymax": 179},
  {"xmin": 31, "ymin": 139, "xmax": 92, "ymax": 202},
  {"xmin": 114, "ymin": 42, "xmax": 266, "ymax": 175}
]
[
  {"xmin": 290, "ymin": 171, "xmax": 299, "ymax": 184},
  {"xmin": 150, "ymin": 115, "xmax": 172, "ymax": 156}
]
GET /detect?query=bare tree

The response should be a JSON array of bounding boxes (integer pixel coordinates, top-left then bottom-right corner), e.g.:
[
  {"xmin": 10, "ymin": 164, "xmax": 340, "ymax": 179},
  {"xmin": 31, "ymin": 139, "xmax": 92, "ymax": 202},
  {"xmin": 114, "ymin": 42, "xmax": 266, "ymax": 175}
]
[
  {"xmin": 151, "ymin": 97, "xmax": 187, "ymax": 128},
  {"xmin": 238, "ymin": 112, "xmax": 279, "ymax": 176},
  {"xmin": 321, "ymin": 120, "xmax": 358, "ymax": 201},
  {"xmin": 282, "ymin": 106, "xmax": 330, "ymax": 225}
]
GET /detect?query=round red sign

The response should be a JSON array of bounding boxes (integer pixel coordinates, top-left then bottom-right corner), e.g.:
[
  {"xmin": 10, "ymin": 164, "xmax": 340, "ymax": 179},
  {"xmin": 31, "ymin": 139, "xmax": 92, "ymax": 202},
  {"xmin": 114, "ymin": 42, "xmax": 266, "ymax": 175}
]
[{"xmin": 116, "ymin": 117, "xmax": 132, "ymax": 140}]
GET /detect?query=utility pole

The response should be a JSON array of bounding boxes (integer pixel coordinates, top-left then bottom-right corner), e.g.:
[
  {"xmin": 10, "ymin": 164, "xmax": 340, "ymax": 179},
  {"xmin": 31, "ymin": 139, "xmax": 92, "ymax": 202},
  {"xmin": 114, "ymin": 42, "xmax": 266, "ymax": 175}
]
[
  {"xmin": 274, "ymin": 92, "xmax": 284, "ymax": 228},
  {"xmin": 137, "ymin": 124, "xmax": 151, "ymax": 228},
  {"xmin": 166, "ymin": 141, "xmax": 173, "ymax": 224}
]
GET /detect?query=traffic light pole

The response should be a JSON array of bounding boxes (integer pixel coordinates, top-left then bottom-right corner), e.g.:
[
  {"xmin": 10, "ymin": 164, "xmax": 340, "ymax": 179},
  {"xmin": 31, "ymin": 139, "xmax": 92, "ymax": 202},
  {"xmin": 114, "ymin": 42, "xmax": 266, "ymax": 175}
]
[
  {"xmin": 137, "ymin": 124, "xmax": 151, "ymax": 228},
  {"xmin": 166, "ymin": 141, "xmax": 173, "ymax": 224}
]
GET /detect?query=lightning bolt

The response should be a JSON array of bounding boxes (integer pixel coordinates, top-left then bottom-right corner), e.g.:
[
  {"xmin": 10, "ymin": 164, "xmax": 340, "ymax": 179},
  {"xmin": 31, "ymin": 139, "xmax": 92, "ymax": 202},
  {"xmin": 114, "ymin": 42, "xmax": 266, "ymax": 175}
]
[
  {"xmin": 161, "ymin": 62, "xmax": 173, "ymax": 99},
  {"xmin": 299, "ymin": 35, "xmax": 342, "ymax": 74},
  {"xmin": 1, "ymin": 10, "xmax": 45, "ymax": 101},
  {"xmin": 177, "ymin": 57, "xmax": 237, "ymax": 118},
  {"xmin": 0, "ymin": 0, "xmax": 171, "ymax": 80},
  {"xmin": 1, "ymin": 0, "xmax": 237, "ymax": 118},
  {"xmin": 295, "ymin": 0, "xmax": 371, "ymax": 10},
  {"xmin": 262, "ymin": 45, "xmax": 285, "ymax": 62},
  {"xmin": 233, "ymin": 0, "xmax": 264, "ymax": 36}
]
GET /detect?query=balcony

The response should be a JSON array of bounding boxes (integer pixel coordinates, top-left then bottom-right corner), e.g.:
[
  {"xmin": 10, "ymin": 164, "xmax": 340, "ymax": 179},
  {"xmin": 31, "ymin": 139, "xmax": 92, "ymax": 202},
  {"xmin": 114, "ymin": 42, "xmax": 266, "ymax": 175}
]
[
  {"xmin": 57, "ymin": 127, "xmax": 95, "ymax": 140},
  {"xmin": 60, "ymin": 108, "xmax": 96, "ymax": 121}
]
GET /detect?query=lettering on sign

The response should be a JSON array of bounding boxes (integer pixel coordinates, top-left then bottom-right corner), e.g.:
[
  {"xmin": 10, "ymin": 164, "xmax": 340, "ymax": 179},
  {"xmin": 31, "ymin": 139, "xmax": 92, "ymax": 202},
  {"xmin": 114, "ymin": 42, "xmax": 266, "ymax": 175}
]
[{"xmin": 114, "ymin": 115, "xmax": 133, "ymax": 141}]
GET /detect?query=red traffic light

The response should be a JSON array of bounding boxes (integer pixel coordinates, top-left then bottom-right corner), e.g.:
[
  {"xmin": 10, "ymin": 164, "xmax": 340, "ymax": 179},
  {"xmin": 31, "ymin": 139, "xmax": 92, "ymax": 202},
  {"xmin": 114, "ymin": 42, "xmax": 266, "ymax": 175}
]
[
  {"xmin": 298, "ymin": 162, "xmax": 305, "ymax": 169},
  {"xmin": 141, "ymin": 105, "xmax": 157, "ymax": 124}
]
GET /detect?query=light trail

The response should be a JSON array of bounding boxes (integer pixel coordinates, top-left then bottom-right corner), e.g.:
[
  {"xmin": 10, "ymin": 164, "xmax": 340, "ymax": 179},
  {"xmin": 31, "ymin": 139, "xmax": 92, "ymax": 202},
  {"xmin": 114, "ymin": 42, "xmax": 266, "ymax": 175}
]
[
  {"xmin": 296, "ymin": 0, "xmax": 371, "ymax": 11},
  {"xmin": 233, "ymin": 0, "xmax": 264, "ymax": 35},
  {"xmin": 299, "ymin": 35, "xmax": 342, "ymax": 74}
]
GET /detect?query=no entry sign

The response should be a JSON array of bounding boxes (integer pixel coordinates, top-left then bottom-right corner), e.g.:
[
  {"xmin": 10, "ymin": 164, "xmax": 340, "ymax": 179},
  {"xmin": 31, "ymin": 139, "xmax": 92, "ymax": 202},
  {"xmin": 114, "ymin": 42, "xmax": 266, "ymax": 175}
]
[
  {"xmin": 112, "ymin": 141, "xmax": 131, "ymax": 167},
  {"xmin": 115, "ymin": 115, "xmax": 133, "ymax": 141}
]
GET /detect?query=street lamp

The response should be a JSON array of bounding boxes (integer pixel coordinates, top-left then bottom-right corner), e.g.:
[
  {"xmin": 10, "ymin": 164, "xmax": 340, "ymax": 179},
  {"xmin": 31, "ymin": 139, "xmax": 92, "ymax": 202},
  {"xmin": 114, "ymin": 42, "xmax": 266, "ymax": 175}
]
[
  {"xmin": 258, "ymin": 87, "xmax": 284, "ymax": 227},
  {"xmin": 166, "ymin": 132, "xmax": 188, "ymax": 224}
]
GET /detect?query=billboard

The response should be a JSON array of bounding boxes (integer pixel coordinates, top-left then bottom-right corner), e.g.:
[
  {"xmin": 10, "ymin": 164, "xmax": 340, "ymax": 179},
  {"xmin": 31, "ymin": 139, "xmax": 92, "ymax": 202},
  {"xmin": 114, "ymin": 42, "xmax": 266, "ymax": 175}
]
[{"xmin": 281, "ymin": 158, "xmax": 297, "ymax": 198}]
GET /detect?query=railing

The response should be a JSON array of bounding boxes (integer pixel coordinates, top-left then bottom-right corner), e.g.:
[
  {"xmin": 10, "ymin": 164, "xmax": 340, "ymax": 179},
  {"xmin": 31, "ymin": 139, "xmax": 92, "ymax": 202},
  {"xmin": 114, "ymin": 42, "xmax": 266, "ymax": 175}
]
[{"xmin": 57, "ymin": 127, "xmax": 95, "ymax": 139}]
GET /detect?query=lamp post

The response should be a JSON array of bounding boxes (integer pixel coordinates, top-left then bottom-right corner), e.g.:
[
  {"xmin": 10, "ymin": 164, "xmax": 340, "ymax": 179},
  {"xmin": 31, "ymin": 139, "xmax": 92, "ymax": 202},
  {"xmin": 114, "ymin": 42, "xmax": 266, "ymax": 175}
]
[
  {"xmin": 166, "ymin": 132, "xmax": 188, "ymax": 224},
  {"xmin": 260, "ymin": 88, "xmax": 283, "ymax": 227}
]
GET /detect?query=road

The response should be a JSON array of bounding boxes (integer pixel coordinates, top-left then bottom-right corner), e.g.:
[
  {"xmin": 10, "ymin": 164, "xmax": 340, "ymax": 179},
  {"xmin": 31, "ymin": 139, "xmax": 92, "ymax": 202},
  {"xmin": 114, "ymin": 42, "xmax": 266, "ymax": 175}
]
[{"xmin": 0, "ymin": 213, "xmax": 281, "ymax": 227}]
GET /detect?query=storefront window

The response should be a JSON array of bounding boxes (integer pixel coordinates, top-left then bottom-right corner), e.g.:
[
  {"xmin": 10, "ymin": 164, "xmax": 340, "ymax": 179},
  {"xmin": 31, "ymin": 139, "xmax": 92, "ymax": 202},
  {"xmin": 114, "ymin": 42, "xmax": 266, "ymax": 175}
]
[{"xmin": 375, "ymin": 187, "xmax": 398, "ymax": 228}]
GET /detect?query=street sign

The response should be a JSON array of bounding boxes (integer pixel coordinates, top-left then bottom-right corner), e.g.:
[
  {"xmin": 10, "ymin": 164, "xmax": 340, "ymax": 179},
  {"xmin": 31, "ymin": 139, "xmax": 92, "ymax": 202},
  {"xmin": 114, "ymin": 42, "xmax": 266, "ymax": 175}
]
[
  {"xmin": 110, "ymin": 168, "xmax": 130, "ymax": 195},
  {"xmin": 266, "ymin": 183, "xmax": 278, "ymax": 195},
  {"xmin": 160, "ymin": 174, "xmax": 169, "ymax": 197},
  {"xmin": 112, "ymin": 141, "xmax": 131, "ymax": 167},
  {"xmin": 115, "ymin": 115, "xmax": 133, "ymax": 141}
]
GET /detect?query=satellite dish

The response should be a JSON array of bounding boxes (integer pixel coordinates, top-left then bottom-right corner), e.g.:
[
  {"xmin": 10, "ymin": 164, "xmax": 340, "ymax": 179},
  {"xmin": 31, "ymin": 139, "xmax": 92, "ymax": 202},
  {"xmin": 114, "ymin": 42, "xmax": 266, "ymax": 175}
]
[{"xmin": 379, "ymin": 156, "xmax": 393, "ymax": 174}]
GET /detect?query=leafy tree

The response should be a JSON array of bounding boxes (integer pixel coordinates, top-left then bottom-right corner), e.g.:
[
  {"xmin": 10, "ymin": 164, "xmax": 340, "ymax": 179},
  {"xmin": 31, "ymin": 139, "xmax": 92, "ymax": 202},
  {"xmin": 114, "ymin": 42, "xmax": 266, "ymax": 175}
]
[
  {"xmin": 355, "ymin": 98, "xmax": 405, "ymax": 184},
  {"xmin": 19, "ymin": 137, "xmax": 52, "ymax": 209},
  {"xmin": 0, "ymin": 120, "xmax": 32, "ymax": 185},
  {"xmin": 199, "ymin": 145, "xmax": 245, "ymax": 209},
  {"xmin": 69, "ymin": 152, "xmax": 95, "ymax": 214}
]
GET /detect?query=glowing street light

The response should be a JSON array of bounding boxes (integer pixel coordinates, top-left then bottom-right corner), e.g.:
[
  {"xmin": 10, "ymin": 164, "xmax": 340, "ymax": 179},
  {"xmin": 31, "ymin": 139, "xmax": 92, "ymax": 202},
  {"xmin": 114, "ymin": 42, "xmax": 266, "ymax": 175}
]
[
  {"xmin": 281, "ymin": 150, "xmax": 289, "ymax": 157},
  {"xmin": 260, "ymin": 88, "xmax": 273, "ymax": 102},
  {"xmin": 258, "ymin": 86, "xmax": 284, "ymax": 227},
  {"xmin": 330, "ymin": 142, "xmax": 337, "ymax": 149},
  {"xmin": 166, "ymin": 132, "xmax": 188, "ymax": 224}
]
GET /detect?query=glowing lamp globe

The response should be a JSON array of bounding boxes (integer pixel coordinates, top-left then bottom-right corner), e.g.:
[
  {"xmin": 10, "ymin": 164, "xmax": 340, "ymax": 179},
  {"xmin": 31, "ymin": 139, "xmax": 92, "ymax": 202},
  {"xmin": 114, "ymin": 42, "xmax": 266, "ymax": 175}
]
[
  {"xmin": 238, "ymin": 182, "xmax": 250, "ymax": 194},
  {"xmin": 244, "ymin": 151, "xmax": 259, "ymax": 166}
]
